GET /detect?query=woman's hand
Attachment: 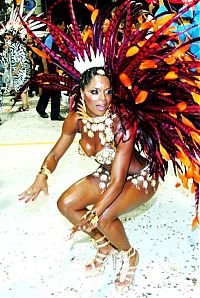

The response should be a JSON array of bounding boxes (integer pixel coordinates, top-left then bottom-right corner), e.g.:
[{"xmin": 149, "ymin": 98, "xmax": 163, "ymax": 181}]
[
  {"xmin": 67, "ymin": 211, "xmax": 99, "ymax": 240},
  {"xmin": 18, "ymin": 174, "xmax": 49, "ymax": 203}
]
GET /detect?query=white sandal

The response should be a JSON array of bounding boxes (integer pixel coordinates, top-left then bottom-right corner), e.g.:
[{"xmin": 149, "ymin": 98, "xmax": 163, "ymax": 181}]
[
  {"xmin": 85, "ymin": 235, "xmax": 118, "ymax": 277},
  {"xmin": 115, "ymin": 247, "xmax": 139, "ymax": 293}
]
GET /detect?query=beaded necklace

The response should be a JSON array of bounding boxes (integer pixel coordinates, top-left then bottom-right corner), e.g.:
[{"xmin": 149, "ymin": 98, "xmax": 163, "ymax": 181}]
[{"xmin": 77, "ymin": 103, "xmax": 116, "ymax": 146}]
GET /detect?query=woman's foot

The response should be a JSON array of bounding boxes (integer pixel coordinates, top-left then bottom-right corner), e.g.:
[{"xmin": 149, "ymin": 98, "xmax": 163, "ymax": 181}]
[
  {"xmin": 115, "ymin": 247, "xmax": 139, "ymax": 293},
  {"xmin": 85, "ymin": 235, "xmax": 117, "ymax": 277},
  {"xmin": 17, "ymin": 105, "xmax": 29, "ymax": 112}
]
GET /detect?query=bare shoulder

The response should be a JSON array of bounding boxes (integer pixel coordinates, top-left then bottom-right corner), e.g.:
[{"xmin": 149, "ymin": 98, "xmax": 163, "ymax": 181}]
[
  {"xmin": 113, "ymin": 113, "xmax": 134, "ymax": 145},
  {"xmin": 62, "ymin": 111, "xmax": 80, "ymax": 135}
]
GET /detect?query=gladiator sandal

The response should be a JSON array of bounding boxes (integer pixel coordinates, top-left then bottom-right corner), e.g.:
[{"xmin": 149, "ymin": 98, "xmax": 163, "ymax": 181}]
[
  {"xmin": 115, "ymin": 247, "xmax": 139, "ymax": 294},
  {"xmin": 85, "ymin": 235, "xmax": 118, "ymax": 277}
]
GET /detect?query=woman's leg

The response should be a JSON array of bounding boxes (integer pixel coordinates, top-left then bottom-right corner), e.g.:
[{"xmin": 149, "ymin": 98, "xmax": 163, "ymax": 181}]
[
  {"xmin": 57, "ymin": 173, "xmax": 103, "ymax": 239},
  {"xmin": 96, "ymin": 180, "xmax": 158, "ymax": 289},
  {"xmin": 97, "ymin": 180, "xmax": 158, "ymax": 251},
  {"xmin": 21, "ymin": 91, "xmax": 29, "ymax": 108},
  {"xmin": 57, "ymin": 174, "xmax": 117, "ymax": 272}
]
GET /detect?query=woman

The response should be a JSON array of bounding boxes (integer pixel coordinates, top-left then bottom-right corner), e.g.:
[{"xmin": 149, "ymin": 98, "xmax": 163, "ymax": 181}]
[
  {"xmin": 18, "ymin": 0, "xmax": 199, "ymax": 294},
  {"xmin": 19, "ymin": 66, "xmax": 158, "ymax": 293}
]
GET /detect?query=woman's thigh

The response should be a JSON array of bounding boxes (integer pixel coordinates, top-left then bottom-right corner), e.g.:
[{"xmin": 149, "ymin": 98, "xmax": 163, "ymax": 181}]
[
  {"xmin": 102, "ymin": 180, "xmax": 159, "ymax": 220},
  {"xmin": 58, "ymin": 173, "xmax": 102, "ymax": 210}
]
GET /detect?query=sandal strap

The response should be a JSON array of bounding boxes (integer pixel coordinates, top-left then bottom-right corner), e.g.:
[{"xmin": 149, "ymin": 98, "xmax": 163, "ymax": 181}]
[
  {"xmin": 92, "ymin": 236, "xmax": 110, "ymax": 249},
  {"xmin": 96, "ymin": 240, "xmax": 110, "ymax": 248},
  {"xmin": 116, "ymin": 247, "xmax": 139, "ymax": 283},
  {"xmin": 95, "ymin": 235, "xmax": 106, "ymax": 243}
]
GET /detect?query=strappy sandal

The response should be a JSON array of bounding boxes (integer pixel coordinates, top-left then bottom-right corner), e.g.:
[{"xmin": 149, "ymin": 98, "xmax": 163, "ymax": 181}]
[
  {"xmin": 85, "ymin": 235, "xmax": 118, "ymax": 277},
  {"xmin": 115, "ymin": 247, "xmax": 139, "ymax": 294},
  {"xmin": 17, "ymin": 106, "xmax": 29, "ymax": 112}
]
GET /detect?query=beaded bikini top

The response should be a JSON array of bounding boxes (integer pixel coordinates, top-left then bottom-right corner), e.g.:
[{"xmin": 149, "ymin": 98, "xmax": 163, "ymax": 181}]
[{"xmin": 78, "ymin": 143, "xmax": 116, "ymax": 165}]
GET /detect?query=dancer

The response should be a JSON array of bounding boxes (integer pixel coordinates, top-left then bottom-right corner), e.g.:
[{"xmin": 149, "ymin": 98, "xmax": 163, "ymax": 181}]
[{"xmin": 19, "ymin": 0, "xmax": 200, "ymax": 293}]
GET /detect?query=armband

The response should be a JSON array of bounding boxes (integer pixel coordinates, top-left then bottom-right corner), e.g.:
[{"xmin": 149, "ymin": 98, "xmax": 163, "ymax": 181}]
[{"xmin": 38, "ymin": 166, "xmax": 51, "ymax": 179}]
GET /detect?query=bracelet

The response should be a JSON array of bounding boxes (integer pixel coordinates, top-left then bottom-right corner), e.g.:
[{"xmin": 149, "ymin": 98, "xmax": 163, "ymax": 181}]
[
  {"xmin": 38, "ymin": 166, "xmax": 51, "ymax": 179},
  {"xmin": 90, "ymin": 214, "xmax": 99, "ymax": 226},
  {"xmin": 81, "ymin": 210, "xmax": 99, "ymax": 226}
]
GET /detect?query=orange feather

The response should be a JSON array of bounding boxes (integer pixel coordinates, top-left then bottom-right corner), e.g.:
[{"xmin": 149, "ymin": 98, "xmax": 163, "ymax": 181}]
[
  {"xmin": 139, "ymin": 60, "xmax": 157, "ymax": 70},
  {"xmin": 85, "ymin": 3, "xmax": 95, "ymax": 12},
  {"xmin": 140, "ymin": 21, "xmax": 152, "ymax": 30},
  {"xmin": 191, "ymin": 92, "xmax": 200, "ymax": 105},
  {"xmin": 190, "ymin": 131, "xmax": 200, "ymax": 145},
  {"xmin": 169, "ymin": 113, "xmax": 177, "ymax": 119},
  {"xmin": 176, "ymin": 101, "xmax": 187, "ymax": 111},
  {"xmin": 154, "ymin": 14, "xmax": 175, "ymax": 27},
  {"xmin": 126, "ymin": 46, "xmax": 139, "ymax": 57},
  {"xmin": 137, "ymin": 41, "xmax": 146, "ymax": 47},
  {"xmin": 91, "ymin": 9, "xmax": 99, "ymax": 24},
  {"xmin": 180, "ymin": 78, "xmax": 197, "ymax": 87},
  {"xmin": 164, "ymin": 57, "xmax": 176, "ymax": 65},
  {"xmin": 192, "ymin": 215, "xmax": 199, "ymax": 230},
  {"xmin": 177, "ymin": 170, "xmax": 189, "ymax": 189},
  {"xmin": 29, "ymin": 46, "xmax": 48, "ymax": 59},
  {"xmin": 176, "ymin": 144, "xmax": 191, "ymax": 167},
  {"xmin": 185, "ymin": 164, "xmax": 194, "ymax": 179},
  {"xmin": 135, "ymin": 90, "xmax": 148, "ymax": 104},
  {"xmin": 171, "ymin": 44, "xmax": 190, "ymax": 59},
  {"xmin": 193, "ymin": 169, "xmax": 200, "ymax": 183},
  {"xmin": 181, "ymin": 115, "xmax": 196, "ymax": 129},
  {"xmin": 119, "ymin": 73, "xmax": 132, "ymax": 89},
  {"xmin": 191, "ymin": 182, "xmax": 196, "ymax": 193},
  {"xmin": 164, "ymin": 71, "xmax": 178, "ymax": 80},
  {"xmin": 175, "ymin": 128, "xmax": 183, "ymax": 142},
  {"xmin": 159, "ymin": 143, "xmax": 170, "ymax": 161}
]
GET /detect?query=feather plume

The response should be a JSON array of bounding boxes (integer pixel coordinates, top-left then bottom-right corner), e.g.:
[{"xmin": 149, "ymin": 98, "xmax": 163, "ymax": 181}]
[{"xmin": 19, "ymin": 0, "xmax": 200, "ymax": 227}]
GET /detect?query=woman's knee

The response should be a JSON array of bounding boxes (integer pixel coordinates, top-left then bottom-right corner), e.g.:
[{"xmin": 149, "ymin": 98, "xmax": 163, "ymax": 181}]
[
  {"xmin": 57, "ymin": 194, "xmax": 73, "ymax": 215},
  {"xmin": 97, "ymin": 211, "xmax": 115, "ymax": 231}
]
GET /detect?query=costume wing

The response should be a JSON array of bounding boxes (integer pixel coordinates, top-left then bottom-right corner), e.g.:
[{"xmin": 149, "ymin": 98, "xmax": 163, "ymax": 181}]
[{"xmin": 21, "ymin": 0, "xmax": 200, "ymax": 227}]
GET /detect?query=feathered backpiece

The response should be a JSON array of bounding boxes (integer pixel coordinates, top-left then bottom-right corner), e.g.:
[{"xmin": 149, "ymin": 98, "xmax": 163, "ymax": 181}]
[{"xmin": 21, "ymin": 0, "xmax": 200, "ymax": 228}]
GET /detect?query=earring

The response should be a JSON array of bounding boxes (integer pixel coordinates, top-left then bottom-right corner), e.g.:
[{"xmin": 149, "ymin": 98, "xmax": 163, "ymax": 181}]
[{"xmin": 80, "ymin": 98, "xmax": 86, "ymax": 112}]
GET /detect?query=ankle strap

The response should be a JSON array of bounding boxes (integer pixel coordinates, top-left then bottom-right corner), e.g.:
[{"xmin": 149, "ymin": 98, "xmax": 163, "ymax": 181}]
[
  {"xmin": 120, "ymin": 247, "xmax": 136, "ymax": 258},
  {"xmin": 92, "ymin": 236, "xmax": 110, "ymax": 248},
  {"xmin": 95, "ymin": 236, "xmax": 106, "ymax": 243}
]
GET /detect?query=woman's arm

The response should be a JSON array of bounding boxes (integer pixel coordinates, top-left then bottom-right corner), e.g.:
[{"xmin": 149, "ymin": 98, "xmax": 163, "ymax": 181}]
[
  {"xmin": 40, "ymin": 111, "xmax": 78, "ymax": 174},
  {"xmin": 18, "ymin": 111, "xmax": 79, "ymax": 202}
]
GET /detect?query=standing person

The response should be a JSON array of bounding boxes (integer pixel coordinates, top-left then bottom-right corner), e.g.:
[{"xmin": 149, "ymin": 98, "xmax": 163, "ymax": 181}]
[
  {"xmin": 19, "ymin": 0, "xmax": 199, "ymax": 294},
  {"xmin": 36, "ymin": 19, "xmax": 66, "ymax": 121},
  {"xmin": 4, "ymin": 30, "xmax": 31, "ymax": 111}
]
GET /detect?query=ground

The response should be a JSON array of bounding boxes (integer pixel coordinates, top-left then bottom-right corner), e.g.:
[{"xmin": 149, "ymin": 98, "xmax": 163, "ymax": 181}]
[{"xmin": 0, "ymin": 95, "xmax": 199, "ymax": 298}]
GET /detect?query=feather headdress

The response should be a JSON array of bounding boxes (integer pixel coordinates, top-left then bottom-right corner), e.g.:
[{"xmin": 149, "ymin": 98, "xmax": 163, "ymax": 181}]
[{"xmin": 20, "ymin": 0, "xmax": 200, "ymax": 228}]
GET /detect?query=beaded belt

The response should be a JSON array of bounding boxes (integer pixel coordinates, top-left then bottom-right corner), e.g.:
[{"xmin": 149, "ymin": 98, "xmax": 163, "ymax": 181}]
[{"xmin": 92, "ymin": 164, "xmax": 157, "ymax": 194}]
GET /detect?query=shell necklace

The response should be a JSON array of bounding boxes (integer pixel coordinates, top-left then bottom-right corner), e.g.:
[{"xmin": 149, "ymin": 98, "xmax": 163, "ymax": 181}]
[{"xmin": 77, "ymin": 103, "xmax": 116, "ymax": 146}]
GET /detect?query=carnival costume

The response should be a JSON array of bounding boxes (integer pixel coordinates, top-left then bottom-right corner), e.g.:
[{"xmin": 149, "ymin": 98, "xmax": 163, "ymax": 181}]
[{"xmin": 20, "ymin": 0, "xmax": 200, "ymax": 230}]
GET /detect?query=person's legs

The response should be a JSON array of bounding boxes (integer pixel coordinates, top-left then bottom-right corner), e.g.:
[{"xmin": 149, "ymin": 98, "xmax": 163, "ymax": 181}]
[
  {"xmin": 96, "ymin": 180, "xmax": 158, "ymax": 291},
  {"xmin": 36, "ymin": 88, "xmax": 50, "ymax": 117},
  {"xmin": 50, "ymin": 90, "xmax": 62, "ymax": 119},
  {"xmin": 21, "ymin": 91, "xmax": 29, "ymax": 109},
  {"xmin": 57, "ymin": 174, "xmax": 117, "ymax": 273}
]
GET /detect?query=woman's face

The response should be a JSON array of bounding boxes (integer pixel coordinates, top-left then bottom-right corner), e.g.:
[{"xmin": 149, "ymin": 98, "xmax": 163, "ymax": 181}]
[{"xmin": 81, "ymin": 75, "xmax": 112, "ymax": 117}]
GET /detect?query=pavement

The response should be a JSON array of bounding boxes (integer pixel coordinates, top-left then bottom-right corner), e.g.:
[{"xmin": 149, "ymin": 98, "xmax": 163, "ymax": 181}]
[{"xmin": 0, "ymin": 94, "xmax": 199, "ymax": 298}]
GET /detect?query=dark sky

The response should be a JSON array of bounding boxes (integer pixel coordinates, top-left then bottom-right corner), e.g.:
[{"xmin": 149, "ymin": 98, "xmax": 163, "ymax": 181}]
[{"xmin": 45, "ymin": 0, "xmax": 115, "ymax": 24}]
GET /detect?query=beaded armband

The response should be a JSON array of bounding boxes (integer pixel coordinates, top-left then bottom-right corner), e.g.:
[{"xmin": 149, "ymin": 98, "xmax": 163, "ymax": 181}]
[{"xmin": 38, "ymin": 166, "xmax": 51, "ymax": 179}]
